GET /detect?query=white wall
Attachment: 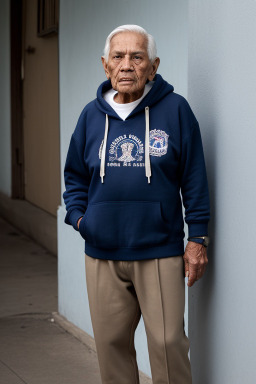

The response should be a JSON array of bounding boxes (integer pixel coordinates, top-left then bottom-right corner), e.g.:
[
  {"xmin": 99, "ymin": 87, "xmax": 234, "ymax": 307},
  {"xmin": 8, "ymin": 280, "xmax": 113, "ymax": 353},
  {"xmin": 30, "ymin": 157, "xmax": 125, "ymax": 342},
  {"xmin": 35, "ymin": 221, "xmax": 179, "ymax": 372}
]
[
  {"xmin": 58, "ymin": 0, "xmax": 188, "ymax": 377},
  {"xmin": 0, "ymin": 0, "xmax": 11, "ymax": 196},
  {"xmin": 188, "ymin": 1, "xmax": 256, "ymax": 383}
]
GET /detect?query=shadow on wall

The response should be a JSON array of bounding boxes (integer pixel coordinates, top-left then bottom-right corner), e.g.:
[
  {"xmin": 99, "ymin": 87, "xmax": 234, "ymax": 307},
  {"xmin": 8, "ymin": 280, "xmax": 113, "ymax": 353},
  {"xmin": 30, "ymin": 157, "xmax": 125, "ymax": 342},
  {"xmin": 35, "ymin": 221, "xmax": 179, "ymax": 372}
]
[{"xmin": 188, "ymin": 67, "xmax": 218, "ymax": 383}]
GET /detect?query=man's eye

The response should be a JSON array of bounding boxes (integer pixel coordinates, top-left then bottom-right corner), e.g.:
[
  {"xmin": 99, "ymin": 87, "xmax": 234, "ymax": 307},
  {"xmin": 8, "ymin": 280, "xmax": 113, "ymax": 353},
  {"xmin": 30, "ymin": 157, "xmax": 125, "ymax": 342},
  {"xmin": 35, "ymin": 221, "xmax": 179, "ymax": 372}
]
[
  {"xmin": 134, "ymin": 56, "xmax": 142, "ymax": 60},
  {"xmin": 114, "ymin": 55, "xmax": 121, "ymax": 59}
]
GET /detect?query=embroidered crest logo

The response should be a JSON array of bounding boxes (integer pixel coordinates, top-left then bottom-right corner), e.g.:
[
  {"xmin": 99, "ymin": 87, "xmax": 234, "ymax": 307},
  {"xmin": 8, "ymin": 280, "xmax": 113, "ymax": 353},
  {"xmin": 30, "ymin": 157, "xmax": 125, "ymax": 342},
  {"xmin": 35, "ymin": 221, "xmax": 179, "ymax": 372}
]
[
  {"xmin": 149, "ymin": 129, "xmax": 169, "ymax": 157},
  {"xmin": 99, "ymin": 134, "xmax": 145, "ymax": 167}
]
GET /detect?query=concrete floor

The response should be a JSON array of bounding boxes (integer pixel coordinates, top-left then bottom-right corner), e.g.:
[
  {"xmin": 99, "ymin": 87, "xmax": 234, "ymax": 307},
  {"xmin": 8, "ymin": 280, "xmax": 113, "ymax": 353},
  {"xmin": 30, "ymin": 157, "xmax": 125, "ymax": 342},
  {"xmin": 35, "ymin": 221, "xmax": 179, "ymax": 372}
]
[{"xmin": 0, "ymin": 216, "xmax": 102, "ymax": 384}]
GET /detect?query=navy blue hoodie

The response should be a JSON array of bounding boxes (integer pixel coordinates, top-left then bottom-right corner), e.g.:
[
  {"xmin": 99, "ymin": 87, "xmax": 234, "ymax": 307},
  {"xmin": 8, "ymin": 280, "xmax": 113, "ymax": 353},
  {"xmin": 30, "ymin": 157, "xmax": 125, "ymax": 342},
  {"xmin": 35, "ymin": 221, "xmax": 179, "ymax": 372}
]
[{"xmin": 63, "ymin": 74, "xmax": 210, "ymax": 260}]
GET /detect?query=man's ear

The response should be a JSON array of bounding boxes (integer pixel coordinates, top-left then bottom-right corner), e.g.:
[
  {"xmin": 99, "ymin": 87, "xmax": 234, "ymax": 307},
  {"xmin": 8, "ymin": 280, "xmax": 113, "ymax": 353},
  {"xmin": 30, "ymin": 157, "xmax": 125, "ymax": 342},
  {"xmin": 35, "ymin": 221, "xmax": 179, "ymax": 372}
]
[
  {"xmin": 101, "ymin": 56, "xmax": 110, "ymax": 79},
  {"xmin": 148, "ymin": 57, "xmax": 160, "ymax": 81}
]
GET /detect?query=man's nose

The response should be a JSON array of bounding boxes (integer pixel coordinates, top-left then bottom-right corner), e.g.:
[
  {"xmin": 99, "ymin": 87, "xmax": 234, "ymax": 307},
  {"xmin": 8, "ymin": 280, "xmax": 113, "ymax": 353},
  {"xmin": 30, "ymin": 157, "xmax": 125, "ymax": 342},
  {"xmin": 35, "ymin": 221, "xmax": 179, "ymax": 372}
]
[{"xmin": 121, "ymin": 56, "xmax": 133, "ymax": 71}]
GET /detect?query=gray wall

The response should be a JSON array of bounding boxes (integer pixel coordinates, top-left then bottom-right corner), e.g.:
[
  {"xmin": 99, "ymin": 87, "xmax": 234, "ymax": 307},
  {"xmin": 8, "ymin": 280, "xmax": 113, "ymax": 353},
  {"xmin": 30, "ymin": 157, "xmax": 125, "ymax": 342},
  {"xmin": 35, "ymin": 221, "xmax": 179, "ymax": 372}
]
[
  {"xmin": 0, "ymin": 0, "xmax": 11, "ymax": 196},
  {"xmin": 58, "ymin": 0, "xmax": 189, "ymax": 376},
  {"xmin": 188, "ymin": 1, "xmax": 256, "ymax": 383}
]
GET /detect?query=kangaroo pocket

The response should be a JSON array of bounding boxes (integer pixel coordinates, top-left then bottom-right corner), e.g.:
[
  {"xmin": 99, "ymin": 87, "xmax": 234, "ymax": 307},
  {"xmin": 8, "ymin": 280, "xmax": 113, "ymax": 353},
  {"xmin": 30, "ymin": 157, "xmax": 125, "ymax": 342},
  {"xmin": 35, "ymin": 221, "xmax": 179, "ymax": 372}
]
[{"xmin": 79, "ymin": 201, "xmax": 170, "ymax": 249}]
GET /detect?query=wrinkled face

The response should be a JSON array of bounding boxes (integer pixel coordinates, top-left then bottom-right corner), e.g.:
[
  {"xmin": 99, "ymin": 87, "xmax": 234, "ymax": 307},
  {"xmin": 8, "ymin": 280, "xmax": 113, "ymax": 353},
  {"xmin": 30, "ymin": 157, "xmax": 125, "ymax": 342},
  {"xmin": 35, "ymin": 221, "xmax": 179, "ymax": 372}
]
[{"xmin": 102, "ymin": 31, "xmax": 160, "ymax": 103}]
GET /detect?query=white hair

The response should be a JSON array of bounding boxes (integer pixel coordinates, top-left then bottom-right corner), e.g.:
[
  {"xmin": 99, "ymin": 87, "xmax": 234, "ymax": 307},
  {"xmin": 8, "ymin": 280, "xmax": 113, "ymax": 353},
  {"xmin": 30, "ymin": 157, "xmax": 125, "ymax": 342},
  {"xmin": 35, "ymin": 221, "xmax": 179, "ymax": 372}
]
[{"xmin": 103, "ymin": 24, "xmax": 157, "ymax": 63}]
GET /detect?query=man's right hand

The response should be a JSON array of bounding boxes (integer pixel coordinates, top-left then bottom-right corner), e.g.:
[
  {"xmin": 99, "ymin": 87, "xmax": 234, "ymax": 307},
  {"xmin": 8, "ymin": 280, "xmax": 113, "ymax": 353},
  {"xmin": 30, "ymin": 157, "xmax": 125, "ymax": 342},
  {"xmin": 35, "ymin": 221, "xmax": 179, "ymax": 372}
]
[
  {"xmin": 77, "ymin": 216, "xmax": 83, "ymax": 230},
  {"xmin": 183, "ymin": 241, "xmax": 208, "ymax": 287}
]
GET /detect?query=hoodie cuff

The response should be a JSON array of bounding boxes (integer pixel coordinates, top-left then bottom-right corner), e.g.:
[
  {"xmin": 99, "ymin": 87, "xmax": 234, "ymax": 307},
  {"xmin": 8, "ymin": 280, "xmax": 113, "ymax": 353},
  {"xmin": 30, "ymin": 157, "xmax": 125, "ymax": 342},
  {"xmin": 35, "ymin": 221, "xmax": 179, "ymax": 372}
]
[
  {"xmin": 65, "ymin": 209, "xmax": 85, "ymax": 231},
  {"xmin": 188, "ymin": 222, "xmax": 208, "ymax": 238}
]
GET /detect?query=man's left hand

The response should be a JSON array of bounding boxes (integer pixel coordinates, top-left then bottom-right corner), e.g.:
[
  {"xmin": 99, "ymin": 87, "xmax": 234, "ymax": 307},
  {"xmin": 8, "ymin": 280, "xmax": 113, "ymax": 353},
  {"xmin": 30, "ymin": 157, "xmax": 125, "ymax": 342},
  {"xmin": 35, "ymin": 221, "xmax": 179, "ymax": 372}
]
[{"xmin": 183, "ymin": 241, "xmax": 208, "ymax": 287}]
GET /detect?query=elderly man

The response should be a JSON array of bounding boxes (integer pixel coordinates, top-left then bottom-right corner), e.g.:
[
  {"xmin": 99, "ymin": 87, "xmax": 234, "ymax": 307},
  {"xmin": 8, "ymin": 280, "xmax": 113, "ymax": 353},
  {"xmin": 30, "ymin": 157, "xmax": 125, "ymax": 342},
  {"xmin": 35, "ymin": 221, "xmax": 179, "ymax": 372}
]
[{"xmin": 63, "ymin": 25, "xmax": 210, "ymax": 384}]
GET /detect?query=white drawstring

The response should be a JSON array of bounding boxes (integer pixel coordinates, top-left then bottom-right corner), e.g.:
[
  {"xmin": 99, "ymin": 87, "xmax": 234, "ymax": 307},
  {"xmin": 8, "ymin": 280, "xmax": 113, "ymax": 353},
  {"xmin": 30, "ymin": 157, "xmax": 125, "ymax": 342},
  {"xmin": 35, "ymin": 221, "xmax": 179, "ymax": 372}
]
[
  {"xmin": 145, "ymin": 107, "xmax": 151, "ymax": 183},
  {"xmin": 100, "ymin": 114, "xmax": 109, "ymax": 183}
]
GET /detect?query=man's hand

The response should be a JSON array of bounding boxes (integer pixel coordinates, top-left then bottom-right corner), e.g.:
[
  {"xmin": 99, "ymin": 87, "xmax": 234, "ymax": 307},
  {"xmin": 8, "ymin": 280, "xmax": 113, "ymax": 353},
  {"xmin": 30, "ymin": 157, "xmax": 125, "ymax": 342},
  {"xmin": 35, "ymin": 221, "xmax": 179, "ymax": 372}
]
[
  {"xmin": 183, "ymin": 241, "xmax": 208, "ymax": 287},
  {"xmin": 77, "ymin": 216, "xmax": 83, "ymax": 230}
]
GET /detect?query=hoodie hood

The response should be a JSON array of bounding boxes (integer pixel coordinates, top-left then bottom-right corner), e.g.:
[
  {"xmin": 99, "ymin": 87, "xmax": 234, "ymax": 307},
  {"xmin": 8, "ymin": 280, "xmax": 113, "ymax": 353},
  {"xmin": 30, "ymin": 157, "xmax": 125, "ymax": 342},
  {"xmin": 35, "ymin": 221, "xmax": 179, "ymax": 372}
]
[{"xmin": 95, "ymin": 74, "xmax": 174, "ymax": 119}]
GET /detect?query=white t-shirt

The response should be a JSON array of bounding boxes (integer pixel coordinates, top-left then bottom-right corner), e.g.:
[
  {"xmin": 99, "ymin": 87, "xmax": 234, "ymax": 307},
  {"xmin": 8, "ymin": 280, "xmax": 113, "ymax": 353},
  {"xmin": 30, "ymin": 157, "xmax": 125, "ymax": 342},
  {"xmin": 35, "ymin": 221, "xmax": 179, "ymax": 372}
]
[{"xmin": 103, "ymin": 81, "xmax": 154, "ymax": 121}]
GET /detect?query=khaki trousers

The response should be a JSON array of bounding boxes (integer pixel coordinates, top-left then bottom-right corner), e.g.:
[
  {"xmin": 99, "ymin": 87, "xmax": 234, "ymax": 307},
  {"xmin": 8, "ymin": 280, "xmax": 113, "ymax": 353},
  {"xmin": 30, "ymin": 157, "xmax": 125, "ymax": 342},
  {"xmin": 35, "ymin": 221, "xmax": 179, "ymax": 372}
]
[{"xmin": 85, "ymin": 253, "xmax": 192, "ymax": 384}]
